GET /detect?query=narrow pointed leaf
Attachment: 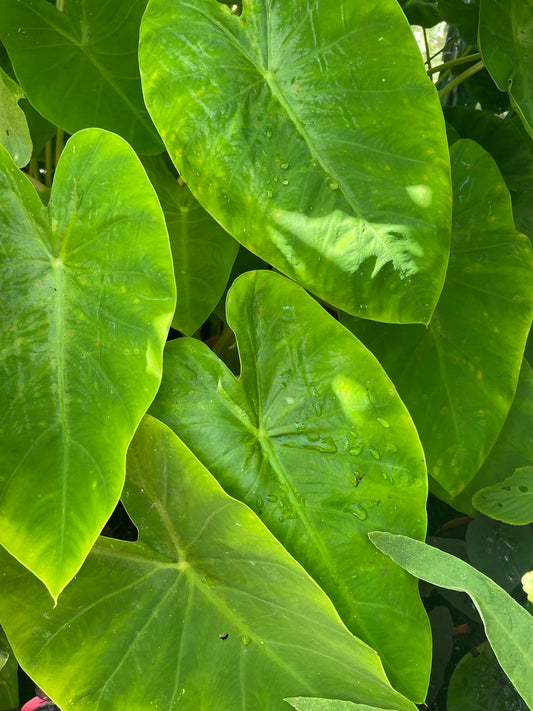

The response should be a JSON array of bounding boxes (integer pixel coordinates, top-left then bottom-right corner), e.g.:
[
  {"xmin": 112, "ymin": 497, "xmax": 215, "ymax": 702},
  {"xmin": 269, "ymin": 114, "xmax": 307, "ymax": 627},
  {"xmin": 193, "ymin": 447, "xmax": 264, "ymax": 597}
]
[
  {"xmin": 479, "ymin": 0, "xmax": 533, "ymax": 137},
  {"xmin": 0, "ymin": 66, "xmax": 31, "ymax": 167},
  {"xmin": 0, "ymin": 417, "xmax": 417, "ymax": 711},
  {"xmin": 140, "ymin": 0, "xmax": 451, "ymax": 323},
  {"xmin": 472, "ymin": 467, "xmax": 533, "ymax": 525},
  {"xmin": 141, "ymin": 156, "xmax": 238, "ymax": 336},
  {"xmin": 151, "ymin": 270, "xmax": 431, "ymax": 701},
  {"xmin": 341, "ymin": 140, "xmax": 533, "ymax": 496},
  {"xmin": 0, "ymin": 129, "xmax": 176, "ymax": 598},
  {"xmin": 369, "ymin": 532, "xmax": 533, "ymax": 710},
  {"xmin": 0, "ymin": 0, "xmax": 162, "ymax": 154}
]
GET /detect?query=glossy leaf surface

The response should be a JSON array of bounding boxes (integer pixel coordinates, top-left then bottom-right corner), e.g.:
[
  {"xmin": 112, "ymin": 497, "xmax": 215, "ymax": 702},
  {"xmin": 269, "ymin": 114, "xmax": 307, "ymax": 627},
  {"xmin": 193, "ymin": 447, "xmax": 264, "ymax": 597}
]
[
  {"xmin": 473, "ymin": 468, "xmax": 533, "ymax": 525},
  {"xmin": 151, "ymin": 270, "xmax": 431, "ymax": 701},
  {"xmin": 0, "ymin": 129, "xmax": 175, "ymax": 598},
  {"xmin": 479, "ymin": 0, "xmax": 533, "ymax": 137},
  {"xmin": 0, "ymin": 0, "xmax": 162, "ymax": 154},
  {"xmin": 341, "ymin": 140, "xmax": 533, "ymax": 496},
  {"xmin": 452, "ymin": 360, "xmax": 533, "ymax": 514},
  {"xmin": 0, "ymin": 417, "xmax": 416, "ymax": 711},
  {"xmin": 141, "ymin": 156, "xmax": 238, "ymax": 336},
  {"xmin": 286, "ymin": 700, "xmax": 395, "ymax": 711},
  {"xmin": 0, "ymin": 66, "xmax": 31, "ymax": 167},
  {"xmin": 140, "ymin": 0, "xmax": 451, "ymax": 323},
  {"xmin": 447, "ymin": 643, "xmax": 528, "ymax": 711},
  {"xmin": 370, "ymin": 532, "xmax": 533, "ymax": 710}
]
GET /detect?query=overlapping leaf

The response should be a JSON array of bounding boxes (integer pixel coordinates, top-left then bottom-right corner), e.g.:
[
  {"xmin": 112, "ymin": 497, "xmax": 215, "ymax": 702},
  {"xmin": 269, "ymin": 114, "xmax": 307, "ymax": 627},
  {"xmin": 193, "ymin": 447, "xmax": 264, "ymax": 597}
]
[
  {"xmin": 151, "ymin": 270, "xmax": 431, "ymax": 701},
  {"xmin": 141, "ymin": 156, "xmax": 238, "ymax": 336},
  {"xmin": 0, "ymin": 66, "xmax": 31, "ymax": 167},
  {"xmin": 286, "ymin": 700, "xmax": 395, "ymax": 711},
  {"xmin": 0, "ymin": 627, "xmax": 18, "ymax": 710},
  {"xmin": 0, "ymin": 129, "xmax": 175, "ymax": 598},
  {"xmin": 341, "ymin": 140, "xmax": 533, "ymax": 497},
  {"xmin": 370, "ymin": 532, "xmax": 533, "ymax": 709},
  {"xmin": 140, "ymin": 0, "xmax": 451, "ymax": 323},
  {"xmin": 479, "ymin": 0, "xmax": 533, "ymax": 137},
  {"xmin": 473, "ymin": 468, "xmax": 533, "ymax": 525},
  {"xmin": 0, "ymin": 417, "xmax": 417, "ymax": 711},
  {"xmin": 0, "ymin": 0, "xmax": 161, "ymax": 154}
]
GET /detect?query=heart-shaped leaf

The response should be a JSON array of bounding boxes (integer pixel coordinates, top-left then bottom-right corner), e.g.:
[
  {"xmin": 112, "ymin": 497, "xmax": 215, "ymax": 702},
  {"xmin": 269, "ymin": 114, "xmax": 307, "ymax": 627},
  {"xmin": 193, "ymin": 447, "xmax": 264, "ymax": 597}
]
[
  {"xmin": 479, "ymin": 0, "xmax": 533, "ymax": 137},
  {"xmin": 0, "ymin": 417, "xmax": 417, "ymax": 711},
  {"xmin": 0, "ymin": 66, "xmax": 31, "ymax": 167},
  {"xmin": 0, "ymin": 129, "xmax": 175, "ymax": 598},
  {"xmin": 141, "ymin": 156, "xmax": 238, "ymax": 336},
  {"xmin": 341, "ymin": 140, "xmax": 533, "ymax": 497},
  {"xmin": 369, "ymin": 532, "xmax": 533, "ymax": 710},
  {"xmin": 472, "ymin": 467, "xmax": 533, "ymax": 525},
  {"xmin": 0, "ymin": 0, "xmax": 162, "ymax": 154},
  {"xmin": 140, "ymin": 0, "xmax": 451, "ymax": 324},
  {"xmin": 150, "ymin": 270, "xmax": 431, "ymax": 701}
]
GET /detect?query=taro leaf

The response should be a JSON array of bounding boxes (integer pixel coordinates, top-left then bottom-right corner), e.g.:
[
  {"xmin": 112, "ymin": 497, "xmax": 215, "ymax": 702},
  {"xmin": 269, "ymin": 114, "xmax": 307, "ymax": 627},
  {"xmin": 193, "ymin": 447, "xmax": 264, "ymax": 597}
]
[
  {"xmin": 479, "ymin": 0, "xmax": 533, "ymax": 138},
  {"xmin": 437, "ymin": 0, "xmax": 480, "ymax": 46},
  {"xmin": 399, "ymin": 0, "xmax": 441, "ymax": 27},
  {"xmin": 140, "ymin": 0, "xmax": 451, "ymax": 324},
  {"xmin": 341, "ymin": 140, "xmax": 533, "ymax": 497},
  {"xmin": 141, "ymin": 156, "xmax": 238, "ymax": 336},
  {"xmin": 465, "ymin": 517, "xmax": 533, "ymax": 591},
  {"xmin": 0, "ymin": 417, "xmax": 417, "ymax": 711},
  {"xmin": 286, "ymin": 699, "xmax": 395, "ymax": 711},
  {"xmin": 473, "ymin": 468, "xmax": 533, "ymax": 525},
  {"xmin": 150, "ymin": 270, "xmax": 431, "ymax": 701},
  {"xmin": 0, "ymin": 626, "xmax": 18, "ymax": 710},
  {"xmin": 447, "ymin": 642, "xmax": 528, "ymax": 711},
  {"xmin": 0, "ymin": 0, "xmax": 161, "ymax": 154},
  {"xmin": 451, "ymin": 360, "xmax": 533, "ymax": 514},
  {"xmin": 0, "ymin": 67, "xmax": 31, "ymax": 167},
  {"xmin": 0, "ymin": 129, "xmax": 175, "ymax": 599},
  {"xmin": 370, "ymin": 532, "xmax": 533, "ymax": 710}
]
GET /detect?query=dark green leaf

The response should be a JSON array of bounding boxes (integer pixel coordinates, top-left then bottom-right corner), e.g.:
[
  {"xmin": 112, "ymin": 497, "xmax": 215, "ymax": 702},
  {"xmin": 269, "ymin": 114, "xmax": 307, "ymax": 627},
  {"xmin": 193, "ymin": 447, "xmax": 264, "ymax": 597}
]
[
  {"xmin": 369, "ymin": 532, "xmax": 533, "ymax": 709},
  {"xmin": 473, "ymin": 468, "xmax": 533, "ymax": 525},
  {"xmin": 0, "ymin": 129, "xmax": 176, "ymax": 598},
  {"xmin": 0, "ymin": 417, "xmax": 417, "ymax": 711},
  {"xmin": 0, "ymin": 66, "xmax": 31, "ymax": 167},
  {"xmin": 447, "ymin": 643, "xmax": 528, "ymax": 711},
  {"xmin": 437, "ymin": 0, "xmax": 480, "ymax": 45},
  {"xmin": 400, "ymin": 0, "xmax": 442, "ymax": 28},
  {"xmin": 151, "ymin": 270, "xmax": 431, "ymax": 701},
  {"xmin": 0, "ymin": 627, "xmax": 18, "ymax": 710},
  {"xmin": 479, "ymin": 0, "xmax": 533, "ymax": 137},
  {"xmin": 141, "ymin": 156, "xmax": 238, "ymax": 336},
  {"xmin": 0, "ymin": 0, "xmax": 162, "ymax": 154},
  {"xmin": 341, "ymin": 140, "xmax": 533, "ymax": 497},
  {"xmin": 140, "ymin": 0, "xmax": 452, "ymax": 324}
]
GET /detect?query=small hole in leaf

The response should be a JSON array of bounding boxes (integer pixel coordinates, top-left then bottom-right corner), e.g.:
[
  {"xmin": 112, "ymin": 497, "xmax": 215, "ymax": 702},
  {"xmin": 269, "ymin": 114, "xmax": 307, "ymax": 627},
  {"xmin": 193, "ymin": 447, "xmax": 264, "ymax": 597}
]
[
  {"xmin": 519, "ymin": 485, "xmax": 529, "ymax": 493},
  {"xmin": 219, "ymin": 633, "xmax": 229, "ymax": 640}
]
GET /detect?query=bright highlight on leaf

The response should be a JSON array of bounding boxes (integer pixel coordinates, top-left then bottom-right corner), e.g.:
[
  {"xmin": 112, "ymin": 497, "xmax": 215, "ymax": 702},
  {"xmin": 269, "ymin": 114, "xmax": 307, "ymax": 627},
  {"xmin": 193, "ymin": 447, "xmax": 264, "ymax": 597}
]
[
  {"xmin": 472, "ymin": 467, "xmax": 533, "ymax": 525},
  {"xmin": 151, "ymin": 270, "xmax": 431, "ymax": 701},
  {"xmin": 0, "ymin": 417, "xmax": 417, "ymax": 711},
  {"xmin": 369, "ymin": 532, "xmax": 533, "ymax": 710},
  {"xmin": 0, "ymin": 129, "xmax": 176, "ymax": 599},
  {"xmin": 140, "ymin": 0, "xmax": 451, "ymax": 324}
]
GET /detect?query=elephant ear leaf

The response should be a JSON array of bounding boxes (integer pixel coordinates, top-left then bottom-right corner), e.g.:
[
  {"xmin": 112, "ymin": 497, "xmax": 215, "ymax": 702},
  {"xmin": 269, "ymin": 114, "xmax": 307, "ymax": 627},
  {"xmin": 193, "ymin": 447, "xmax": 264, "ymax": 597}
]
[
  {"xmin": 140, "ymin": 0, "xmax": 451, "ymax": 324},
  {"xmin": 0, "ymin": 417, "xmax": 417, "ymax": 711},
  {"xmin": 0, "ymin": 67, "xmax": 31, "ymax": 168},
  {"xmin": 0, "ymin": 129, "xmax": 176, "ymax": 599}
]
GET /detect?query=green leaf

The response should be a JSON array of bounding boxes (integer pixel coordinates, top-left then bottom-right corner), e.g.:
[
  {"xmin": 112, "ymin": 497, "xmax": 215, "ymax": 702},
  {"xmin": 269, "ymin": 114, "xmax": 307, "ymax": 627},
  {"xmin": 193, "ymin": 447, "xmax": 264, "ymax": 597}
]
[
  {"xmin": 0, "ymin": 66, "xmax": 31, "ymax": 167},
  {"xmin": 447, "ymin": 642, "xmax": 528, "ymax": 711},
  {"xmin": 473, "ymin": 468, "xmax": 533, "ymax": 525},
  {"xmin": 341, "ymin": 140, "xmax": 533, "ymax": 497},
  {"xmin": 151, "ymin": 270, "xmax": 431, "ymax": 701},
  {"xmin": 0, "ymin": 627, "xmax": 18, "ymax": 710},
  {"xmin": 369, "ymin": 531, "xmax": 533, "ymax": 710},
  {"xmin": 0, "ymin": 129, "xmax": 176, "ymax": 599},
  {"xmin": 286, "ymin": 699, "xmax": 396, "ymax": 711},
  {"xmin": 465, "ymin": 516, "xmax": 533, "ymax": 591},
  {"xmin": 140, "ymin": 0, "xmax": 451, "ymax": 324},
  {"xmin": 451, "ymin": 360, "xmax": 533, "ymax": 514},
  {"xmin": 0, "ymin": 0, "xmax": 162, "ymax": 154},
  {"xmin": 437, "ymin": 0, "xmax": 480, "ymax": 46},
  {"xmin": 0, "ymin": 417, "xmax": 417, "ymax": 711},
  {"xmin": 141, "ymin": 156, "xmax": 238, "ymax": 336},
  {"xmin": 399, "ymin": 0, "xmax": 441, "ymax": 28},
  {"xmin": 479, "ymin": 0, "xmax": 533, "ymax": 138}
]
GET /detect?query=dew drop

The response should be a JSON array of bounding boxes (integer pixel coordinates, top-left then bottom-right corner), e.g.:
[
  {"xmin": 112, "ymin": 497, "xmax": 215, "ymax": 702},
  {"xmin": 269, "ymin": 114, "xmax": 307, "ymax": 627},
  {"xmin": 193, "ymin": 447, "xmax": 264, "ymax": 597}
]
[
  {"xmin": 328, "ymin": 178, "xmax": 339, "ymax": 191},
  {"xmin": 369, "ymin": 447, "xmax": 380, "ymax": 460},
  {"xmin": 241, "ymin": 635, "xmax": 252, "ymax": 646},
  {"xmin": 282, "ymin": 178, "xmax": 289, "ymax": 185},
  {"xmin": 348, "ymin": 503, "xmax": 367, "ymax": 520},
  {"xmin": 263, "ymin": 189, "xmax": 273, "ymax": 199},
  {"xmin": 265, "ymin": 129, "xmax": 272, "ymax": 138},
  {"xmin": 349, "ymin": 442, "xmax": 363, "ymax": 456},
  {"xmin": 385, "ymin": 441, "xmax": 399, "ymax": 453},
  {"xmin": 377, "ymin": 418, "xmax": 390, "ymax": 428},
  {"xmin": 280, "ymin": 161, "xmax": 290, "ymax": 170},
  {"xmin": 278, "ymin": 516, "xmax": 285, "ymax": 522},
  {"xmin": 256, "ymin": 496, "xmax": 264, "ymax": 508},
  {"xmin": 266, "ymin": 494, "xmax": 278, "ymax": 502}
]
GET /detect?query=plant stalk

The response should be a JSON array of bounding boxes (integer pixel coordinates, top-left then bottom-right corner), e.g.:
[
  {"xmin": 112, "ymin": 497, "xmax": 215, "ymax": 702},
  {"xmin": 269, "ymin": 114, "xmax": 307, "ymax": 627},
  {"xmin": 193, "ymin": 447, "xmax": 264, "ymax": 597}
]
[
  {"xmin": 438, "ymin": 60, "xmax": 485, "ymax": 100},
  {"xmin": 428, "ymin": 52, "xmax": 481, "ymax": 76}
]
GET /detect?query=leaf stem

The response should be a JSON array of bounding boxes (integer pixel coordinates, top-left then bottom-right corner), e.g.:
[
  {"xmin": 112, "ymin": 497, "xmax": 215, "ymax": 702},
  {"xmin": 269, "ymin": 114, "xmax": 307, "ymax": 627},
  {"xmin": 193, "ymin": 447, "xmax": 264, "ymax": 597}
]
[
  {"xmin": 438, "ymin": 60, "xmax": 485, "ymax": 100},
  {"xmin": 422, "ymin": 27, "xmax": 432, "ymax": 71},
  {"xmin": 428, "ymin": 52, "xmax": 481, "ymax": 76}
]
